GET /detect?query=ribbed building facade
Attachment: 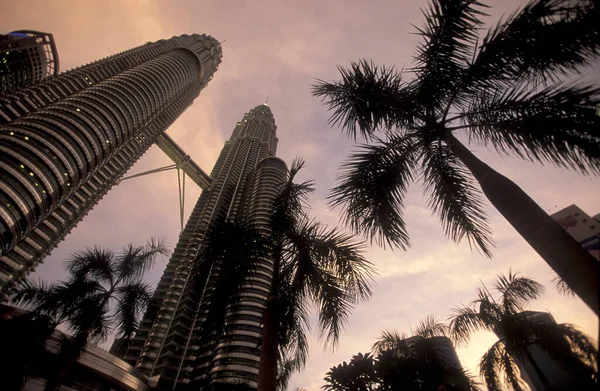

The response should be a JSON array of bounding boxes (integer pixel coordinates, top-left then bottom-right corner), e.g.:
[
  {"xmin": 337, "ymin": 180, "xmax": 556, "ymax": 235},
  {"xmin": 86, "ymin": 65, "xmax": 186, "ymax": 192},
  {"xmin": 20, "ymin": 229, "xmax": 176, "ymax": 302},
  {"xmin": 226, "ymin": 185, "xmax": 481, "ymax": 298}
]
[
  {"xmin": 127, "ymin": 104, "xmax": 287, "ymax": 389},
  {"xmin": 0, "ymin": 30, "xmax": 59, "ymax": 93},
  {"xmin": 0, "ymin": 34, "xmax": 222, "ymax": 293}
]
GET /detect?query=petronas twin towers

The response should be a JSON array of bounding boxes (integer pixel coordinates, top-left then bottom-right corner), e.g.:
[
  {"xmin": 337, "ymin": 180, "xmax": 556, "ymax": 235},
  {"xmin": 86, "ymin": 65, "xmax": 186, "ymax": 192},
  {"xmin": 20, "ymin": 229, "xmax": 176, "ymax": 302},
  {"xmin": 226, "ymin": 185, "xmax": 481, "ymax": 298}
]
[{"xmin": 0, "ymin": 33, "xmax": 286, "ymax": 389}]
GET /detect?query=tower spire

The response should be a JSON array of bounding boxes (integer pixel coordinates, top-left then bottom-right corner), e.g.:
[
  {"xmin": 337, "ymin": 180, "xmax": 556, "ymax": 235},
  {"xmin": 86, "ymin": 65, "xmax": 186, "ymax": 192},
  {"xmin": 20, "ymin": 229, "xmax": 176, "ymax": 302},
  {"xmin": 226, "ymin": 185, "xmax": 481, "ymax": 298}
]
[{"xmin": 264, "ymin": 96, "xmax": 268, "ymax": 106}]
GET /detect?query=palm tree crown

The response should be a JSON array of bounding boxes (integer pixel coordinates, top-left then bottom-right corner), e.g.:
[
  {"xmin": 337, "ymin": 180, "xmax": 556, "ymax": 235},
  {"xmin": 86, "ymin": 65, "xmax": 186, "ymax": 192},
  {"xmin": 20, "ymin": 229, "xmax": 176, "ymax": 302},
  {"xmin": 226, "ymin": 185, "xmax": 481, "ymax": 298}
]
[
  {"xmin": 448, "ymin": 271, "xmax": 598, "ymax": 390},
  {"xmin": 312, "ymin": 0, "xmax": 600, "ymax": 313},
  {"xmin": 192, "ymin": 158, "xmax": 374, "ymax": 391},
  {"xmin": 11, "ymin": 238, "xmax": 168, "ymax": 388}
]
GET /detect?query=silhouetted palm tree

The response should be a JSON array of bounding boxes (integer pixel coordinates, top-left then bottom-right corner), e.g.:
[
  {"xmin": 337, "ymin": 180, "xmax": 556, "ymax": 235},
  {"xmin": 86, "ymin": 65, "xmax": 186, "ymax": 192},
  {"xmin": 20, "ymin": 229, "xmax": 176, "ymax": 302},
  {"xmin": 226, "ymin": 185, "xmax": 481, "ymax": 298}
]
[
  {"xmin": 12, "ymin": 238, "xmax": 168, "ymax": 390},
  {"xmin": 312, "ymin": 0, "xmax": 600, "ymax": 314},
  {"xmin": 195, "ymin": 159, "xmax": 374, "ymax": 391},
  {"xmin": 449, "ymin": 271, "xmax": 597, "ymax": 390}
]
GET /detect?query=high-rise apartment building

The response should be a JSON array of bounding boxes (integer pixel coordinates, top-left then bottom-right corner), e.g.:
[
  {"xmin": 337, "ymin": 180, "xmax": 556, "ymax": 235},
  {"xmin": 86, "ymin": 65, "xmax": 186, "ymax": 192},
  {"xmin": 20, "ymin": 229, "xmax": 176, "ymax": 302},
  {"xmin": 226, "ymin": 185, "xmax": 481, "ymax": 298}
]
[
  {"xmin": 0, "ymin": 30, "xmax": 59, "ymax": 93},
  {"xmin": 552, "ymin": 204, "xmax": 600, "ymax": 261},
  {"xmin": 126, "ymin": 104, "xmax": 287, "ymax": 390},
  {"xmin": 506, "ymin": 311, "xmax": 595, "ymax": 391},
  {"xmin": 0, "ymin": 34, "xmax": 222, "ymax": 293}
]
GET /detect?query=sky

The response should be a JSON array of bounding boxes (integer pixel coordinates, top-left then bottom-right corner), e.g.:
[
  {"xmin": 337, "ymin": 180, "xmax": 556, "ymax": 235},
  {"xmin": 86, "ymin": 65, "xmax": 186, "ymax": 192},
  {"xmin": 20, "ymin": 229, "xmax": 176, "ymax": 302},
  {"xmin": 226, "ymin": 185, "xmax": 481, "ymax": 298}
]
[{"xmin": 2, "ymin": 0, "xmax": 599, "ymax": 389}]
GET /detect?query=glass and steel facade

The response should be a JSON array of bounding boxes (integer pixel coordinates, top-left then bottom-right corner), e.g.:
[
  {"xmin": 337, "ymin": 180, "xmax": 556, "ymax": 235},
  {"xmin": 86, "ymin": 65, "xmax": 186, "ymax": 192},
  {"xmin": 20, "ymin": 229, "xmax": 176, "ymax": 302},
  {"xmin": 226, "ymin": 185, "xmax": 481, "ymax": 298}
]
[
  {"xmin": 0, "ymin": 34, "xmax": 222, "ymax": 293},
  {"xmin": 0, "ymin": 30, "xmax": 60, "ymax": 93},
  {"xmin": 127, "ymin": 104, "xmax": 286, "ymax": 389}
]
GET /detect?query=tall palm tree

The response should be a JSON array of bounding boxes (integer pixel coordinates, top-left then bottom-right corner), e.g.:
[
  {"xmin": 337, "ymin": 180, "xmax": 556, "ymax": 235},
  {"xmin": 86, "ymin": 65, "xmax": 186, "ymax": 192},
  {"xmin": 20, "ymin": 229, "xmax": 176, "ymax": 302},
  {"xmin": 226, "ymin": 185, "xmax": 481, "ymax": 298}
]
[
  {"xmin": 12, "ymin": 238, "xmax": 168, "ymax": 390},
  {"xmin": 311, "ymin": 0, "xmax": 600, "ymax": 314},
  {"xmin": 194, "ymin": 159, "xmax": 374, "ymax": 391},
  {"xmin": 449, "ymin": 271, "xmax": 598, "ymax": 391}
]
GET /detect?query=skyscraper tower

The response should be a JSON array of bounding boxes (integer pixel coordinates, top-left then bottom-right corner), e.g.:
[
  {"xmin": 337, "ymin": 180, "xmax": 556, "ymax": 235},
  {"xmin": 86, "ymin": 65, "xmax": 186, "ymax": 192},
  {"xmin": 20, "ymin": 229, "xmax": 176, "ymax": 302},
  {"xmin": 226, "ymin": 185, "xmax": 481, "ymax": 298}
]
[
  {"xmin": 127, "ymin": 104, "xmax": 287, "ymax": 390},
  {"xmin": 0, "ymin": 34, "xmax": 222, "ymax": 293},
  {"xmin": 0, "ymin": 30, "xmax": 59, "ymax": 93}
]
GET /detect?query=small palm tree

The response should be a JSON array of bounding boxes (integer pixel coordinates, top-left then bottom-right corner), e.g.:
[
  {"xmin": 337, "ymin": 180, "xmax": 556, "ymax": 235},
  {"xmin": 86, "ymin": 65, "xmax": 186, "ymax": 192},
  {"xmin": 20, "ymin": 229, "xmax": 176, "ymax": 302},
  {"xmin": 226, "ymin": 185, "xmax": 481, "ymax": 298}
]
[
  {"xmin": 12, "ymin": 238, "xmax": 168, "ymax": 390},
  {"xmin": 312, "ymin": 0, "xmax": 600, "ymax": 314},
  {"xmin": 195, "ymin": 159, "xmax": 374, "ymax": 391},
  {"xmin": 449, "ymin": 271, "xmax": 598, "ymax": 390}
]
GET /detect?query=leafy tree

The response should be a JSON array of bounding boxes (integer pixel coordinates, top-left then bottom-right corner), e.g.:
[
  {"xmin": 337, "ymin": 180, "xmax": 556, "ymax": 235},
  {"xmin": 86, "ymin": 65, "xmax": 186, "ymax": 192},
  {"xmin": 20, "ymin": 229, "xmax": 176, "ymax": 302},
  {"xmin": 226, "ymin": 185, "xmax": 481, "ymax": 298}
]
[
  {"xmin": 323, "ymin": 353, "xmax": 378, "ymax": 391},
  {"xmin": 449, "ymin": 271, "xmax": 598, "ymax": 390},
  {"xmin": 323, "ymin": 318, "xmax": 478, "ymax": 391},
  {"xmin": 11, "ymin": 238, "xmax": 168, "ymax": 390},
  {"xmin": 194, "ymin": 159, "xmax": 374, "ymax": 391},
  {"xmin": 312, "ymin": 0, "xmax": 600, "ymax": 314}
]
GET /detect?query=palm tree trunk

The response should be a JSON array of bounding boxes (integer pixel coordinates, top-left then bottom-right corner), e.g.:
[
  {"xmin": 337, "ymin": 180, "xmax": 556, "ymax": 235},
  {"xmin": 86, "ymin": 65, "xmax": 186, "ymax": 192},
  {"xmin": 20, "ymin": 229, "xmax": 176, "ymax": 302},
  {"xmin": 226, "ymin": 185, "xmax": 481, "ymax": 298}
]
[
  {"xmin": 257, "ymin": 243, "xmax": 282, "ymax": 391},
  {"xmin": 45, "ymin": 293, "xmax": 111, "ymax": 391},
  {"xmin": 445, "ymin": 133, "xmax": 599, "ymax": 315},
  {"xmin": 257, "ymin": 295, "xmax": 280, "ymax": 391}
]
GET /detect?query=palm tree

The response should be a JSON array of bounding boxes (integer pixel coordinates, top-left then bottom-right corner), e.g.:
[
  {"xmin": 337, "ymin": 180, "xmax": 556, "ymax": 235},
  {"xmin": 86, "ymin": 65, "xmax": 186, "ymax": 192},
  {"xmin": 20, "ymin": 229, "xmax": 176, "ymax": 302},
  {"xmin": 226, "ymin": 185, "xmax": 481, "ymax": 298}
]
[
  {"xmin": 12, "ymin": 238, "xmax": 168, "ymax": 390},
  {"xmin": 311, "ymin": 0, "xmax": 600, "ymax": 314},
  {"xmin": 449, "ymin": 271, "xmax": 598, "ymax": 390},
  {"xmin": 194, "ymin": 158, "xmax": 374, "ymax": 391}
]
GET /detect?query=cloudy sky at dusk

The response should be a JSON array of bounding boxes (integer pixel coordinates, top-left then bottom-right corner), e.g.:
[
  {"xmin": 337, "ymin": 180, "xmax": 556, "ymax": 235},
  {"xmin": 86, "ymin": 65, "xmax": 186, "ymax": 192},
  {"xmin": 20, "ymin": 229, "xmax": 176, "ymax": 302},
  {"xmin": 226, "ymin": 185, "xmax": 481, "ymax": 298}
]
[{"xmin": 2, "ymin": 0, "xmax": 599, "ymax": 389}]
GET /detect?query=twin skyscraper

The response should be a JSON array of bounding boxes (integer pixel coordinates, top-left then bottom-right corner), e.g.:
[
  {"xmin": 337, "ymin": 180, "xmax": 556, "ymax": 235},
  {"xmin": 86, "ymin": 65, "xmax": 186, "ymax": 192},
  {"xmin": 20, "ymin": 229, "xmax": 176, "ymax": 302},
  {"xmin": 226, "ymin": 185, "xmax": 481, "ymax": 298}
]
[{"xmin": 0, "ymin": 33, "xmax": 285, "ymax": 389}]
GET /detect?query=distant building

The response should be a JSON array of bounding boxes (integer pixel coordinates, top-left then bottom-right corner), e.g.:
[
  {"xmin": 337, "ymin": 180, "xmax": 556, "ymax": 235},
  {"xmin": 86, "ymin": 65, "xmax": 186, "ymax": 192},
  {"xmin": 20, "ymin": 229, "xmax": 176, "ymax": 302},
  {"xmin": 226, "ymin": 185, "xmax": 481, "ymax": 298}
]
[
  {"xmin": 0, "ymin": 30, "xmax": 59, "ymax": 93},
  {"xmin": 551, "ymin": 204, "xmax": 600, "ymax": 260},
  {"xmin": 508, "ymin": 311, "xmax": 595, "ymax": 391},
  {"xmin": 400, "ymin": 335, "xmax": 469, "ymax": 390}
]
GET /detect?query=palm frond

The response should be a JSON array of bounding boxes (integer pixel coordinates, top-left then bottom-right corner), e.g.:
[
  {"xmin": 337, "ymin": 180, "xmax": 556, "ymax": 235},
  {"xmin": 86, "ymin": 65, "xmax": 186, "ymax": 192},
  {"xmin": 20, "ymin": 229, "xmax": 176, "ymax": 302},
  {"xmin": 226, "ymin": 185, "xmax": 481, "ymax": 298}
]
[
  {"xmin": 421, "ymin": 141, "xmax": 494, "ymax": 257},
  {"xmin": 414, "ymin": 315, "xmax": 448, "ymax": 338},
  {"xmin": 467, "ymin": 0, "xmax": 600, "ymax": 89},
  {"xmin": 196, "ymin": 217, "xmax": 270, "ymax": 346},
  {"xmin": 313, "ymin": 269, "xmax": 351, "ymax": 350},
  {"xmin": 328, "ymin": 136, "xmax": 417, "ymax": 249},
  {"xmin": 277, "ymin": 269, "xmax": 311, "ymax": 374},
  {"xmin": 448, "ymin": 306, "xmax": 487, "ymax": 346},
  {"xmin": 413, "ymin": 0, "xmax": 487, "ymax": 108},
  {"xmin": 494, "ymin": 270, "xmax": 544, "ymax": 315},
  {"xmin": 287, "ymin": 220, "xmax": 374, "ymax": 304},
  {"xmin": 464, "ymin": 82, "xmax": 600, "ymax": 174},
  {"xmin": 372, "ymin": 329, "xmax": 408, "ymax": 355},
  {"xmin": 552, "ymin": 274, "xmax": 575, "ymax": 296},
  {"xmin": 64, "ymin": 246, "xmax": 114, "ymax": 285},
  {"xmin": 11, "ymin": 279, "xmax": 55, "ymax": 312},
  {"xmin": 67, "ymin": 294, "xmax": 110, "ymax": 344},
  {"xmin": 277, "ymin": 356, "xmax": 303, "ymax": 391},
  {"xmin": 556, "ymin": 323, "xmax": 598, "ymax": 369},
  {"xmin": 312, "ymin": 60, "xmax": 418, "ymax": 140},
  {"xmin": 113, "ymin": 281, "xmax": 152, "ymax": 343},
  {"xmin": 115, "ymin": 237, "xmax": 169, "ymax": 283},
  {"xmin": 271, "ymin": 158, "xmax": 314, "ymax": 236},
  {"xmin": 479, "ymin": 340, "xmax": 525, "ymax": 391}
]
